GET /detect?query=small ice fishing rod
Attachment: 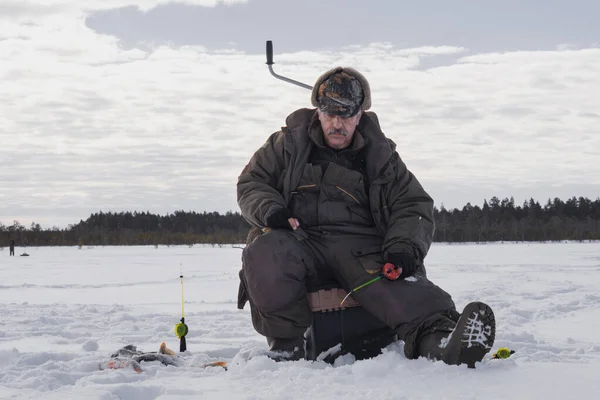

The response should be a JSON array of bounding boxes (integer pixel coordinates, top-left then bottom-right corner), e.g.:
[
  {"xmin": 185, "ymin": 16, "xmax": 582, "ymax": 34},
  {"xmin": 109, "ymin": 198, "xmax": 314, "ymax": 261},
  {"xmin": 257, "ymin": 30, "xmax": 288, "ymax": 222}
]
[
  {"xmin": 340, "ymin": 263, "xmax": 401, "ymax": 306},
  {"xmin": 174, "ymin": 265, "xmax": 188, "ymax": 352}
]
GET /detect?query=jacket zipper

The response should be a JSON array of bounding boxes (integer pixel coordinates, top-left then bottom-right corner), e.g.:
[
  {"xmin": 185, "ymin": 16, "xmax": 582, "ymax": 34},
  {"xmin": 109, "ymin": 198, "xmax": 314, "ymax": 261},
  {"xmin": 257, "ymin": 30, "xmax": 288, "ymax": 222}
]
[
  {"xmin": 296, "ymin": 184, "xmax": 316, "ymax": 190},
  {"xmin": 336, "ymin": 186, "xmax": 360, "ymax": 204}
]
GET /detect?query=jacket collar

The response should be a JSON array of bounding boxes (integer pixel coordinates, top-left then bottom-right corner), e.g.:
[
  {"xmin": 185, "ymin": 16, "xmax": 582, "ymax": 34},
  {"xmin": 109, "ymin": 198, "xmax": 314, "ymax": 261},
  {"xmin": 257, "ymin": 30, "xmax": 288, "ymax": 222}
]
[{"xmin": 283, "ymin": 108, "xmax": 395, "ymax": 183}]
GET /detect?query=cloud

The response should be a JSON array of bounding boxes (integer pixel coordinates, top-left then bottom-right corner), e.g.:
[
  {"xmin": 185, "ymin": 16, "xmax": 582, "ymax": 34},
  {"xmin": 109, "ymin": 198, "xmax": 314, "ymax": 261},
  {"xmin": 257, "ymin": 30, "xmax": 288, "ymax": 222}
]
[
  {"xmin": 0, "ymin": 0, "xmax": 248, "ymax": 18},
  {"xmin": 1, "ymin": 6, "xmax": 600, "ymax": 227}
]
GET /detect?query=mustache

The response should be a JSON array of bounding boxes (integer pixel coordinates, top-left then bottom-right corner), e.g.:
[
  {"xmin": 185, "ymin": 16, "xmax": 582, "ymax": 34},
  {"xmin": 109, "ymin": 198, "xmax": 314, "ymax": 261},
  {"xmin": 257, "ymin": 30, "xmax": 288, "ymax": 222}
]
[{"xmin": 327, "ymin": 128, "xmax": 348, "ymax": 136}]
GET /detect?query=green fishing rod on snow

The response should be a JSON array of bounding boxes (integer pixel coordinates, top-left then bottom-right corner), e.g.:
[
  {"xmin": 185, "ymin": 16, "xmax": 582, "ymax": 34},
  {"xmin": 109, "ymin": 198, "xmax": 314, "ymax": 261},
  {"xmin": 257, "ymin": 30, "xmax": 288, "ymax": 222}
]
[{"xmin": 174, "ymin": 265, "xmax": 188, "ymax": 352}]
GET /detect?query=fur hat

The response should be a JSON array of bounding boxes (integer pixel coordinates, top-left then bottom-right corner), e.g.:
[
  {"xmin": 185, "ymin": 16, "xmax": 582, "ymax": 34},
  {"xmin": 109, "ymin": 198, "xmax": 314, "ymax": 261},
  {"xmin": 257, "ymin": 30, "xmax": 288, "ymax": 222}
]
[{"xmin": 311, "ymin": 67, "xmax": 372, "ymax": 116}]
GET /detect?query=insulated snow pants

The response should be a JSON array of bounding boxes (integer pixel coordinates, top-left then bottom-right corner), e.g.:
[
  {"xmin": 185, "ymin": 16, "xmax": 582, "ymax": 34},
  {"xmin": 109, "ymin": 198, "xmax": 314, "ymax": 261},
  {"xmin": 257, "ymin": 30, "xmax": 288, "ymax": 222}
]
[{"xmin": 240, "ymin": 229, "xmax": 458, "ymax": 358}]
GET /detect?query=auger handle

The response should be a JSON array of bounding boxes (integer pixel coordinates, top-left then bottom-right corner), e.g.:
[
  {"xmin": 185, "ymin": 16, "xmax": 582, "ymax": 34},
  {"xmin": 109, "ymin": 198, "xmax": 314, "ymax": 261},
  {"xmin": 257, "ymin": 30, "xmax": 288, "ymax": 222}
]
[{"xmin": 265, "ymin": 40, "xmax": 312, "ymax": 90}]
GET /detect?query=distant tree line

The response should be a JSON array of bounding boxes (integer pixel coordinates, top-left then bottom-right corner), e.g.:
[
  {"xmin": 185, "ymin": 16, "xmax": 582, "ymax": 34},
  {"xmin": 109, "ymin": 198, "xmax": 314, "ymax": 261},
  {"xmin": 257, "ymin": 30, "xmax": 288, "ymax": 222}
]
[
  {"xmin": 0, "ymin": 211, "xmax": 248, "ymax": 247},
  {"xmin": 1, "ymin": 196, "xmax": 599, "ymax": 248},
  {"xmin": 435, "ymin": 196, "xmax": 600, "ymax": 242}
]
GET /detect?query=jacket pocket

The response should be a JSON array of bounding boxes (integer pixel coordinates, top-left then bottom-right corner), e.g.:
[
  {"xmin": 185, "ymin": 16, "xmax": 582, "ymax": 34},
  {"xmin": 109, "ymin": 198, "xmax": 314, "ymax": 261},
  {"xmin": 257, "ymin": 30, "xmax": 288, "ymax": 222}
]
[{"xmin": 346, "ymin": 205, "xmax": 374, "ymax": 224}]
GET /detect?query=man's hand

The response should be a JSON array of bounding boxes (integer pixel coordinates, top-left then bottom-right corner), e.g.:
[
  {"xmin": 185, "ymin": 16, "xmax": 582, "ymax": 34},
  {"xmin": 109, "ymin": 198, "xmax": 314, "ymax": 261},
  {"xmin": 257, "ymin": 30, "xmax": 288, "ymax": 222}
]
[
  {"xmin": 266, "ymin": 208, "xmax": 300, "ymax": 230},
  {"xmin": 385, "ymin": 252, "xmax": 417, "ymax": 280}
]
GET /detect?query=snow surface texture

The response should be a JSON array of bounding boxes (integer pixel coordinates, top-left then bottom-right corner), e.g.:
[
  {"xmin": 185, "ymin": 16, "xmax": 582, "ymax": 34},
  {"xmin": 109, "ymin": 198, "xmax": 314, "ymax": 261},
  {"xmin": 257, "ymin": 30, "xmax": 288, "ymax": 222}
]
[{"xmin": 1, "ymin": 242, "xmax": 600, "ymax": 399}]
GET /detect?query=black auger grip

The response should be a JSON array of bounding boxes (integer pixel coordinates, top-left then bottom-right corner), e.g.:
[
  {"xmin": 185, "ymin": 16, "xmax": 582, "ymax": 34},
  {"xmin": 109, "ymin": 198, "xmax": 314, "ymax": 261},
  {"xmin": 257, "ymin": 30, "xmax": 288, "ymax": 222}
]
[{"xmin": 266, "ymin": 40, "xmax": 274, "ymax": 65}]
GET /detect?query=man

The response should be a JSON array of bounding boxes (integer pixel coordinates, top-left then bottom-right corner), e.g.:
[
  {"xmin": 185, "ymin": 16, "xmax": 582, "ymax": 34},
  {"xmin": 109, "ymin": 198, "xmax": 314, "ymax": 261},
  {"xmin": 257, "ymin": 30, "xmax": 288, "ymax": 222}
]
[
  {"xmin": 9, "ymin": 239, "xmax": 15, "ymax": 256},
  {"xmin": 237, "ymin": 67, "xmax": 496, "ymax": 367}
]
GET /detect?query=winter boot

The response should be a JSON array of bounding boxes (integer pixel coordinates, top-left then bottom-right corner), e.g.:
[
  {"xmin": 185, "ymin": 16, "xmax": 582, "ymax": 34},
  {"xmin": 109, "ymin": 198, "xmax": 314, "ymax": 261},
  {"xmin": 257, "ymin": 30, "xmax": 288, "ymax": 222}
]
[
  {"xmin": 266, "ymin": 336, "xmax": 306, "ymax": 362},
  {"xmin": 417, "ymin": 302, "xmax": 496, "ymax": 368}
]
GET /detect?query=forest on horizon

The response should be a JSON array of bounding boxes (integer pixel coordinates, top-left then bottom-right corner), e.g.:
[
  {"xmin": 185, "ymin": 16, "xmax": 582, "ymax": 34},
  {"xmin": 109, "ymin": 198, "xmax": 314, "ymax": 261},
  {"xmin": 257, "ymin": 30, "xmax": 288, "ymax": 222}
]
[{"xmin": 2, "ymin": 196, "xmax": 600, "ymax": 247}]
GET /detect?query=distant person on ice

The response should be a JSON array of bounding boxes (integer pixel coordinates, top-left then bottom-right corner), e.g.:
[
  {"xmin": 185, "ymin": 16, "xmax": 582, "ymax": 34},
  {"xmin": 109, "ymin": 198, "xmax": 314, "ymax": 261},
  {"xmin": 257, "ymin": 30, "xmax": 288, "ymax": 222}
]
[
  {"xmin": 236, "ymin": 66, "xmax": 496, "ymax": 367},
  {"xmin": 9, "ymin": 239, "xmax": 15, "ymax": 256}
]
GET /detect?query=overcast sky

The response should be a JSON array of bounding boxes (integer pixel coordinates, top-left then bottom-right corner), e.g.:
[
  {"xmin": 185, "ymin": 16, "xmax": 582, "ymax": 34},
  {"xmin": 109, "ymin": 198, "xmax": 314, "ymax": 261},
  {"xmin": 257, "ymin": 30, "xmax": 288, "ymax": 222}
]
[{"xmin": 1, "ymin": 0, "xmax": 599, "ymax": 229}]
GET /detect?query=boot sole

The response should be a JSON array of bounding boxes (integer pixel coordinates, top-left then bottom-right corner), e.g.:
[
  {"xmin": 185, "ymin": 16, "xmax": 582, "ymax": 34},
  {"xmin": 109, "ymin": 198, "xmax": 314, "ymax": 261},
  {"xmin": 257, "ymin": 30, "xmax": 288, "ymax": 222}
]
[{"xmin": 442, "ymin": 302, "xmax": 496, "ymax": 368}]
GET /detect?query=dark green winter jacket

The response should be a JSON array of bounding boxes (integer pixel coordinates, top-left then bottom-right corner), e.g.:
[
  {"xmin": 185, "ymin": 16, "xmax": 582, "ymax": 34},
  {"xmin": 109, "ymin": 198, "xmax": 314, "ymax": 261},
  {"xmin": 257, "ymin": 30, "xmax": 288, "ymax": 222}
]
[{"xmin": 237, "ymin": 108, "xmax": 435, "ymax": 260}]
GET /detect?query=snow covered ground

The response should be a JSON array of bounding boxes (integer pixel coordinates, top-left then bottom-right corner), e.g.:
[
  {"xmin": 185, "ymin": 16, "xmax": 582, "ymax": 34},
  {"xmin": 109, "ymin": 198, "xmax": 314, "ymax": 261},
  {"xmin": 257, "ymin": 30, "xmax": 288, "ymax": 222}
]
[{"xmin": 1, "ymin": 241, "xmax": 599, "ymax": 399}]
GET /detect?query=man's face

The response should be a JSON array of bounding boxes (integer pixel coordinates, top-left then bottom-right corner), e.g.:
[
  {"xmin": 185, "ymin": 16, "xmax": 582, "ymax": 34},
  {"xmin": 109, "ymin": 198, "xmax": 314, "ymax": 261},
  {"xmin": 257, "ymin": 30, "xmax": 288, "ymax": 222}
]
[{"xmin": 317, "ymin": 109, "xmax": 362, "ymax": 150}]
